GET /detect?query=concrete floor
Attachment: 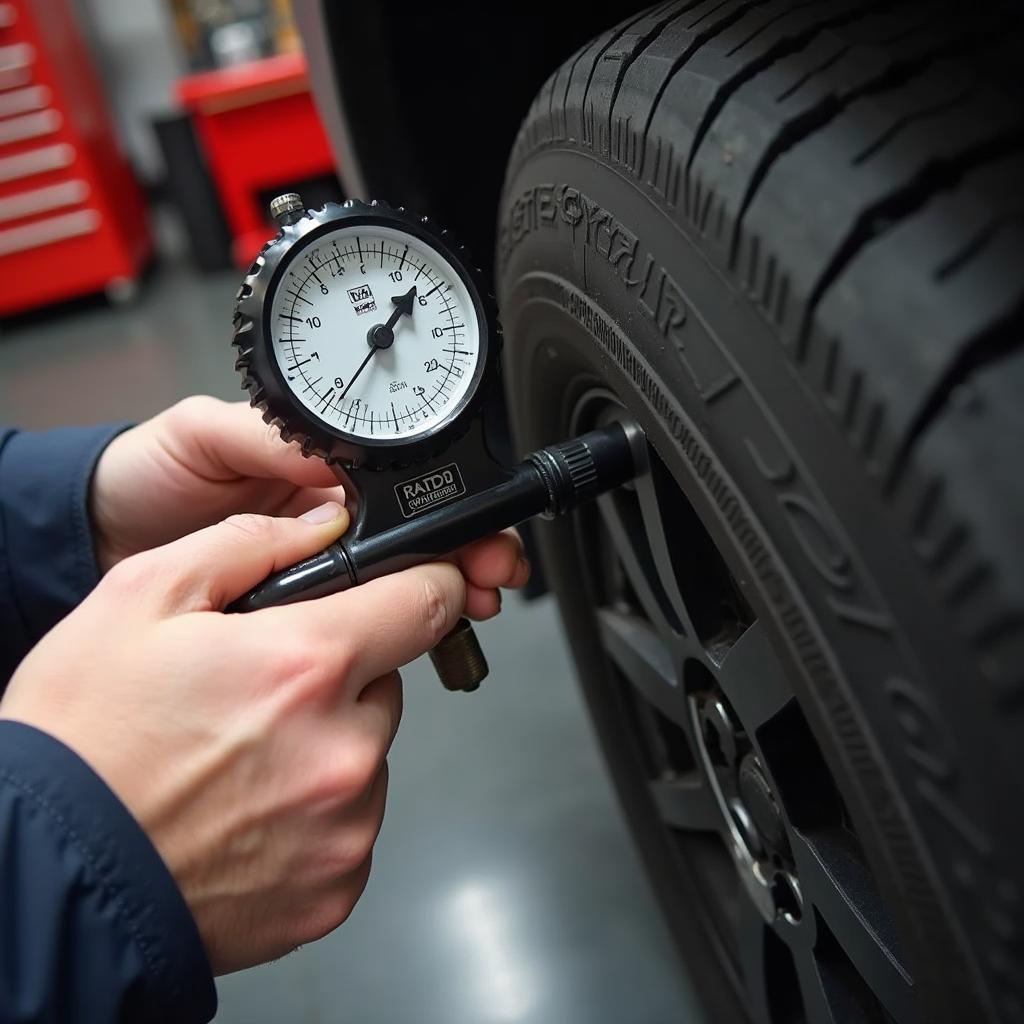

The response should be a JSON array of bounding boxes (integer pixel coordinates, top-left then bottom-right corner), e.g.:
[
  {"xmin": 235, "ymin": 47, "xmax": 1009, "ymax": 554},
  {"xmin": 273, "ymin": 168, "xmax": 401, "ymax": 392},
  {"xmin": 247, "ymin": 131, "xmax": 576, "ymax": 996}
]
[{"xmin": 0, "ymin": 256, "xmax": 704, "ymax": 1023}]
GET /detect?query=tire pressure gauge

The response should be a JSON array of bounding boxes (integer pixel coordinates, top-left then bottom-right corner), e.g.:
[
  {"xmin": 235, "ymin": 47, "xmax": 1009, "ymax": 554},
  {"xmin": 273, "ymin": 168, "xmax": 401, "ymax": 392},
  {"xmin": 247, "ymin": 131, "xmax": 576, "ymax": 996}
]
[
  {"xmin": 231, "ymin": 195, "xmax": 641, "ymax": 690},
  {"xmin": 235, "ymin": 196, "xmax": 499, "ymax": 469}
]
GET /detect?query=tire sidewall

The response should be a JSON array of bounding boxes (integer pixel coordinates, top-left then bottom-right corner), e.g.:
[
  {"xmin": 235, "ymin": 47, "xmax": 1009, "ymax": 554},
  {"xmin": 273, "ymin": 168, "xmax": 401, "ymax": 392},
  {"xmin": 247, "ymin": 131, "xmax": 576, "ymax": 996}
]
[{"xmin": 498, "ymin": 147, "xmax": 1001, "ymax": 1023}]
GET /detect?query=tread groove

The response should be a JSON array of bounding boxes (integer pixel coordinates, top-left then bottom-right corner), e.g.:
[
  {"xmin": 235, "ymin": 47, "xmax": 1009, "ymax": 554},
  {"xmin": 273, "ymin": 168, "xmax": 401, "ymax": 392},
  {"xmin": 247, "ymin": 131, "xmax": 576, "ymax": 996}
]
[
  {"xmin": 944, "ymin": 562, "xmax": 992, "ymax": 606},
  {"xmin": 557, "ymin": 42, "xmax": 593, "ymax": 143},
  {"xmin": 797, "ymin": 132, "xmax": 1024, "ymax": 361},
  {"xmin": 727, "ymin": 24, "xmax": 1004, "ymax": 269},
  {"xmin": 724, "ymin": 0, "xmax": 821, "ymax": 58},
  {"xmin": 690, "ymin": 0, "xmax": 736, "ymax": 31},
  {"xmin": 884, "ymin": 298, "xmax": 1024, "ymax": 493},
  {"xmin": 580, "ymin": 7, "xmax": 668, "ymax": 148},
  {"xmin": 775, "ymin": 40, "xmax": 851, "ymax": 101},
  {"xmin": 911, "ymin": 478, "xmax": 943, "ymax": 538},
  {"xmin": 604, "ymin": 2, "xmax": 694, "ymax": 159},
  {"xmin": 686, "ymin": 0, "xmax": 881, "ymax": 180},
  {"xmin": 922, "ymin": 523, "xmax": 968, "ymax": 573},
  {"xmin": 935, "ymin": 212, "xmax": 1024, "ymax": 281},
  {"xmin": 637, "ymin": 0, "xmax": 772, "ymax": 186},
  {"xmin": 852, "ymin": 86, "xmax": 976, "ymax": 164}
]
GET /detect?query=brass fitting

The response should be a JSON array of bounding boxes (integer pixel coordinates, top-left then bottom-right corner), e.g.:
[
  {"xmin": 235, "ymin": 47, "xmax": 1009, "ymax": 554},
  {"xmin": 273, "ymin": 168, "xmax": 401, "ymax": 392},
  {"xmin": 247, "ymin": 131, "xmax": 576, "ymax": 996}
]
[{"xmin": 429, "ymin": 617, "xmax": 489, "ymax": 691}]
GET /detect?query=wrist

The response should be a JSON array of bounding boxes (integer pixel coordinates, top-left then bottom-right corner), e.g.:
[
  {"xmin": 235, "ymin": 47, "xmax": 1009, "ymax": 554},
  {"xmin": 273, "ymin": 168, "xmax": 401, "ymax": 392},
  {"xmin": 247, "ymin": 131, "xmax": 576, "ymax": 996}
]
[{"xmin": 88, "ymin": 427, "xmax": 134, "ymax": 574}]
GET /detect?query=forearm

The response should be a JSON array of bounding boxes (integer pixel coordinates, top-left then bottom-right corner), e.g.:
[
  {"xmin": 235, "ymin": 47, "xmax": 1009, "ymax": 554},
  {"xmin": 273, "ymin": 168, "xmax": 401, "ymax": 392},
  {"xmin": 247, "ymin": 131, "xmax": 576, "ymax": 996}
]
[
  {"xmin": 0, "ymin": 721, "xmax": 215, "ymax": 1023},
  {"xmin": 0, "ymin": 424, "xmax": 130, "ymax": 684}
]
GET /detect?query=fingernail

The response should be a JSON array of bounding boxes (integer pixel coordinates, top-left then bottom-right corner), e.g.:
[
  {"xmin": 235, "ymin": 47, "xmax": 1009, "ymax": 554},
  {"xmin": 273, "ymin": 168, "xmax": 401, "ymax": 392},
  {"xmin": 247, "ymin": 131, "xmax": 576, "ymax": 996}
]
[
  {"xmin": 300, "ymin": 500, "xmax": 344, "ymax": 524},
  {"xmin": 517, "ymin": 556, "xmax": 531, "ymax": 580}
]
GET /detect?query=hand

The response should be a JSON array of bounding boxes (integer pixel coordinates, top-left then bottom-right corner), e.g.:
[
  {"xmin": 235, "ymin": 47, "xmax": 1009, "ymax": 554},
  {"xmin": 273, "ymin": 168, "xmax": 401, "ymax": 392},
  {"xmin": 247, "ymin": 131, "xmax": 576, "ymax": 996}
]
[
  {"xmin": 90, "ymin": 396, "xmax": 344, "ymax": 574},
  {"xmin": 0, "ymin": 503, "xmax": 528, "ymax": 974},
  {"xmin": 89, "ymin": 395, "xmax": 523, "ymax": 619},
  {"xmin": 91, "ymin": 394, "xmax": 524, "ymax": 618}
]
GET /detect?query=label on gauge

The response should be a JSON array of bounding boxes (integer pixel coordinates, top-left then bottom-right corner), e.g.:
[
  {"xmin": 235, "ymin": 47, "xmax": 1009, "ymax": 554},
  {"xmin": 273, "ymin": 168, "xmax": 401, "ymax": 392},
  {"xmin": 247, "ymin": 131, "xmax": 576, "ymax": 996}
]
[{"xmin": 395, "ymin": 462, "xmax": 466, "ymax": 518}]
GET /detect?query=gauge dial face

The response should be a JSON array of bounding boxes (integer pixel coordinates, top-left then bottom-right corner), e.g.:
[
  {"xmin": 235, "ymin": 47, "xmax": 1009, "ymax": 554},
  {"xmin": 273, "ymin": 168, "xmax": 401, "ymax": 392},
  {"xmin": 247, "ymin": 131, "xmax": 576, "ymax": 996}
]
[{"xmin": 269, "ymin": 224, "xmax": 481, "ymax": 442}]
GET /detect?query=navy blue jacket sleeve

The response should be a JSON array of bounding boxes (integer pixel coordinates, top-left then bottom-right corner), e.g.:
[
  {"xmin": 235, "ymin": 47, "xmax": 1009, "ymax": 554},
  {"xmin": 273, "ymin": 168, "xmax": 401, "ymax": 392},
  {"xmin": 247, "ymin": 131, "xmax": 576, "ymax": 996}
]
[
  {"xmin": 0, "ymin": 424, "xmax": 128, "ymax": 682},
  {"xmin": 0, "ymin": 425, "xmax": 217, "ymax": 1023},
  {"xmin": 0, "ymin": 722, "xmax": 217, "ymax": 1023}
]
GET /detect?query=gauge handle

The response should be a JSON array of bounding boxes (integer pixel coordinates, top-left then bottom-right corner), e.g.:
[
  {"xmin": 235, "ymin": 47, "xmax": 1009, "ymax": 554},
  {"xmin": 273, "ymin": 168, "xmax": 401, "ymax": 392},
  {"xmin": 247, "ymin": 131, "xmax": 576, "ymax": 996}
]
[{"xmin": 228, "ymin": 422, "xmax": 641, "ymax": 613}]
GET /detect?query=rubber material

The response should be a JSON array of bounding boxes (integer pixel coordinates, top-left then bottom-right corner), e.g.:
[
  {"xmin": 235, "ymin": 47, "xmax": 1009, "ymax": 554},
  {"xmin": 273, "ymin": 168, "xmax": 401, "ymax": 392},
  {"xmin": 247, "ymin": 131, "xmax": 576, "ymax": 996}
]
[{"xmin": 497, "ymin": 3, "xmax": 1024, "ymax": 1021}]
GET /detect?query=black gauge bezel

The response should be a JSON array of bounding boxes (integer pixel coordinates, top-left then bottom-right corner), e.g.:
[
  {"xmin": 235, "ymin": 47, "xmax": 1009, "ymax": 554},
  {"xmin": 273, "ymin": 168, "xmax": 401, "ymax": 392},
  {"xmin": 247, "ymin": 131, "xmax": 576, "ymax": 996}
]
[{"xmin": 233, "ymin": 199, "xmax": 500, "ymax": 470}]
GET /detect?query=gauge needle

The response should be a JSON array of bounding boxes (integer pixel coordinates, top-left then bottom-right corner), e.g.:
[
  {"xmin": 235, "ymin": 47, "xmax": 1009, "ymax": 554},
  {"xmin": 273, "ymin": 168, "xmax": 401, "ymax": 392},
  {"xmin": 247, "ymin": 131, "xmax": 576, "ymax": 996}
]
[
  {"xmin": 371, "ymin": 285, "xmax": 417, "ymax": 348},
  {"xmin": 338, "ymin": 286, "xmax": 417, "ymax": 401}
]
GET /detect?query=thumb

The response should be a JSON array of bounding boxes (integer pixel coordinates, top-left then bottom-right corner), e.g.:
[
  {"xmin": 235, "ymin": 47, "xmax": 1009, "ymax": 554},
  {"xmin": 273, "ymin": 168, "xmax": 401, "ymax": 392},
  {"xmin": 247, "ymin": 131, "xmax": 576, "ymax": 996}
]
[{"xmin": 135, "ymin": 501, "xmax": 349, "ymax": 613}]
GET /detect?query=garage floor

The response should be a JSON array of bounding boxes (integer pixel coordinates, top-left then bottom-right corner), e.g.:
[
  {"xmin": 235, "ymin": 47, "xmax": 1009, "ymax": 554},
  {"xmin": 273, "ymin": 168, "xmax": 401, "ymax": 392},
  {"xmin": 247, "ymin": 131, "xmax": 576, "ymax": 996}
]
[{"xmin": 0, "ymin": 254, "xmax": 705, "ymax": 1024}]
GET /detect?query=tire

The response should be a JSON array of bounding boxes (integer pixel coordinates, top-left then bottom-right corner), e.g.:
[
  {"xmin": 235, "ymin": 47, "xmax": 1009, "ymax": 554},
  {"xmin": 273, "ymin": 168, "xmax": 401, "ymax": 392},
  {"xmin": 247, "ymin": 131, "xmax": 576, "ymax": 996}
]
[{"xmin": 496, "ymin": 3, "xmax": 1024, "ymax": 1023}]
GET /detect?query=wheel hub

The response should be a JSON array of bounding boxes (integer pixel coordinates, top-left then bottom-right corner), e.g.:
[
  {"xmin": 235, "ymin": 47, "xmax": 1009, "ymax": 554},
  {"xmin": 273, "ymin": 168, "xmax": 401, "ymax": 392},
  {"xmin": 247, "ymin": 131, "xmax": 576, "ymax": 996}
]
[
  {"xmin": 691, "ymin": 684, "xmax": 802, "ymax": 926},
  {"xmin": 738, "ymin": 752, "xmax": 789, "ymax": 856}
]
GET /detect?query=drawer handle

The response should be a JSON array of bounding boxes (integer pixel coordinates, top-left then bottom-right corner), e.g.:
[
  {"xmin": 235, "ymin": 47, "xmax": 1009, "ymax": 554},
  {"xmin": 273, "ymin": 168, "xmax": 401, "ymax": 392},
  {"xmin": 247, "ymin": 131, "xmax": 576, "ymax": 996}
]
[
  {"xmin": 0, "ymin": 42, "xmax": 33, "ymax": 71},
  {"xmin": 0, "ymin": 65, "xmax": 29, "ymax": 90},
  {"xmin": 0, "ymin": 143, "xmax": 74, "ymax": 184},
  {"xmin": 0, "ymin": 208, "xmax": 99, "ymax": 256},
  {"xmin": 0, "ymin": 84, "xmax": 48, "ymax": 118},
  {"xmin": 0, "ymin": 109, "xmax": 61, "ymax": 146},
  {"xmin": 0, "ymin": 179, "xmax": 87, "ymax": 223}
]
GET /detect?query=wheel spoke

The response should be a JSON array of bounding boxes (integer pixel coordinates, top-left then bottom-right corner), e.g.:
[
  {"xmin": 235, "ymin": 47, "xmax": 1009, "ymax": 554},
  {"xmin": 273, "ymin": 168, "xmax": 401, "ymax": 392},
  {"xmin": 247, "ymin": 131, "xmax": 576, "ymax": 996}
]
[
  {"xmin": 735, "ymin": 894, "xmax": 775, "ymax": 1024},
  {"xmin": 596, "ymin": 485, "xmax": 688, "ymax": 645},
  {"xmin": 793, "ymin": 951, "xmax": 842, "ymax": 1024},
  {"xmin": 792, "ymin": 829, "xmax": 918, "ymax": 1024},
  {"xmin": 632, "ymin": 463, "xmax": 701, "ymax": 640},
  {"xmin": 596, "ymin": 606, "xmax": 688, "ymax": 727},
  {"xmin": 649, "ymin": 771, "xmax": 720, "ymax": 833},
  {"xmin": 715, "ymin": 620, "xmax": 793, "ymax": 735}
]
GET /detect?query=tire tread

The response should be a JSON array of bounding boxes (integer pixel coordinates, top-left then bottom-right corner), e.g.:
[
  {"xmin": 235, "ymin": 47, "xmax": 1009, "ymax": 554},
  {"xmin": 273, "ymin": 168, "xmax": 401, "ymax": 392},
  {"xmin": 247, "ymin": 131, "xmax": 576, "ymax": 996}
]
[
  {"xmin": 500, "ymin": 7, "xmax": 1024, "ymax": 1016},
  {"xmin": 503, "ymin": 0, "xmax": 1024, "ymax": 715}
]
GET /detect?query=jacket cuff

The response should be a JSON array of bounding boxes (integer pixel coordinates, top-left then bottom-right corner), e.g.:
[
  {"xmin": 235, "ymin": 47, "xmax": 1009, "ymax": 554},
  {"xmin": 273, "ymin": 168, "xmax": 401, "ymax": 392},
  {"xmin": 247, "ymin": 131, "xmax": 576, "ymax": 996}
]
[
  {"xmin": 0, "ymin": 423, "xmax": 130, "ymax": 643},
  {"xmin": 0, "ymin": 720, "xmax": 217, "ymax": 1022}
]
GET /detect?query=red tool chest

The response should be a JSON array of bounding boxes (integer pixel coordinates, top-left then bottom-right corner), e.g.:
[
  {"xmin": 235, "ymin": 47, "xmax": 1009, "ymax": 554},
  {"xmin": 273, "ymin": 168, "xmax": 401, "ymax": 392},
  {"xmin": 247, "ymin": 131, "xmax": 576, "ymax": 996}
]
[
  {"xmin": 176, "ymin": 53, "xmax": 336, "ymax": 269},
  {"xmin": 0, "ymin": 0, "xmax": 151, "ymax": 318}
]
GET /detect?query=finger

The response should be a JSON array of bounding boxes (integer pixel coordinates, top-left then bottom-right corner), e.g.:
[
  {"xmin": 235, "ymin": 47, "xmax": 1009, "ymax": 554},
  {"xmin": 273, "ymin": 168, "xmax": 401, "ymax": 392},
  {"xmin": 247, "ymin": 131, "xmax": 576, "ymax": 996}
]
[
  {"xmin": 275, "ymin": 561, "xmax": 467, "ymax": 692},
  {"xmin": 161, "ymin": 397, "xmax": 340, "ymax": 490},
  {"xmin": 464, "ymin": 584, "xmax": 502, "ymax": 621},
  {"xmin": 127, "ymin": 502, "xmax": 349, "ymax": 612},
  {"xmin": 359, "ymin": 762, "xmax": 389, "ymax": 843},
  {"xmin": 350, "ymin": 759, "xmax": 390, "ymax": 827},
  {"xmin": 450, "ymin": 529, "xmax": 529, "ymax": 590},
  {"xmin": 353, "ymin": 671, "xmax": 403, "ymax": 757},
  {"xmin": 275, "ymin": 484, "xmax": 348, "ymax": 520}
]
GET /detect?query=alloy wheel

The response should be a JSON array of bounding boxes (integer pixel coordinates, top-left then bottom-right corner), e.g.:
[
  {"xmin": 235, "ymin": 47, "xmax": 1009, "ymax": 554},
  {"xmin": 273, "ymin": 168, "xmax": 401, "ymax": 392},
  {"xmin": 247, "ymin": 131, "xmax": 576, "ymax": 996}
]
[{"xmin": 571, "ymin": 392, "xmax": 916, "ymax": 1024}]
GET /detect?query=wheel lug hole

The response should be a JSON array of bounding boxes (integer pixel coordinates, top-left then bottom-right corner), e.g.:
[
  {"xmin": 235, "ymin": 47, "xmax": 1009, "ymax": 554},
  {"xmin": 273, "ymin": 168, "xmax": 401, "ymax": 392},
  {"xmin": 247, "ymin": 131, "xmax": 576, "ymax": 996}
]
[
  {"xmin": 701, "ymin": 696, "xmax": 740, "ymax": 766},
  {"xmin": 771, "ymin": 872, "xmax": 803, "ymax": 923},
  {"xmin": 727, "ymin": 798, "xmax": 765, "ymax": 859}
]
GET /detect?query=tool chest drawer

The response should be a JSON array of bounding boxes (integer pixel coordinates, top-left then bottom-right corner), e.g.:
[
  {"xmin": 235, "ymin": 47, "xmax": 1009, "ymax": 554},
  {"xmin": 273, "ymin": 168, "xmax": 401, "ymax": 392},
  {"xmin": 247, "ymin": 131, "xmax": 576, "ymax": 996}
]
[{"xmin": 0, "ymin": 0, "xmax": 150, "ymax": 317}]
